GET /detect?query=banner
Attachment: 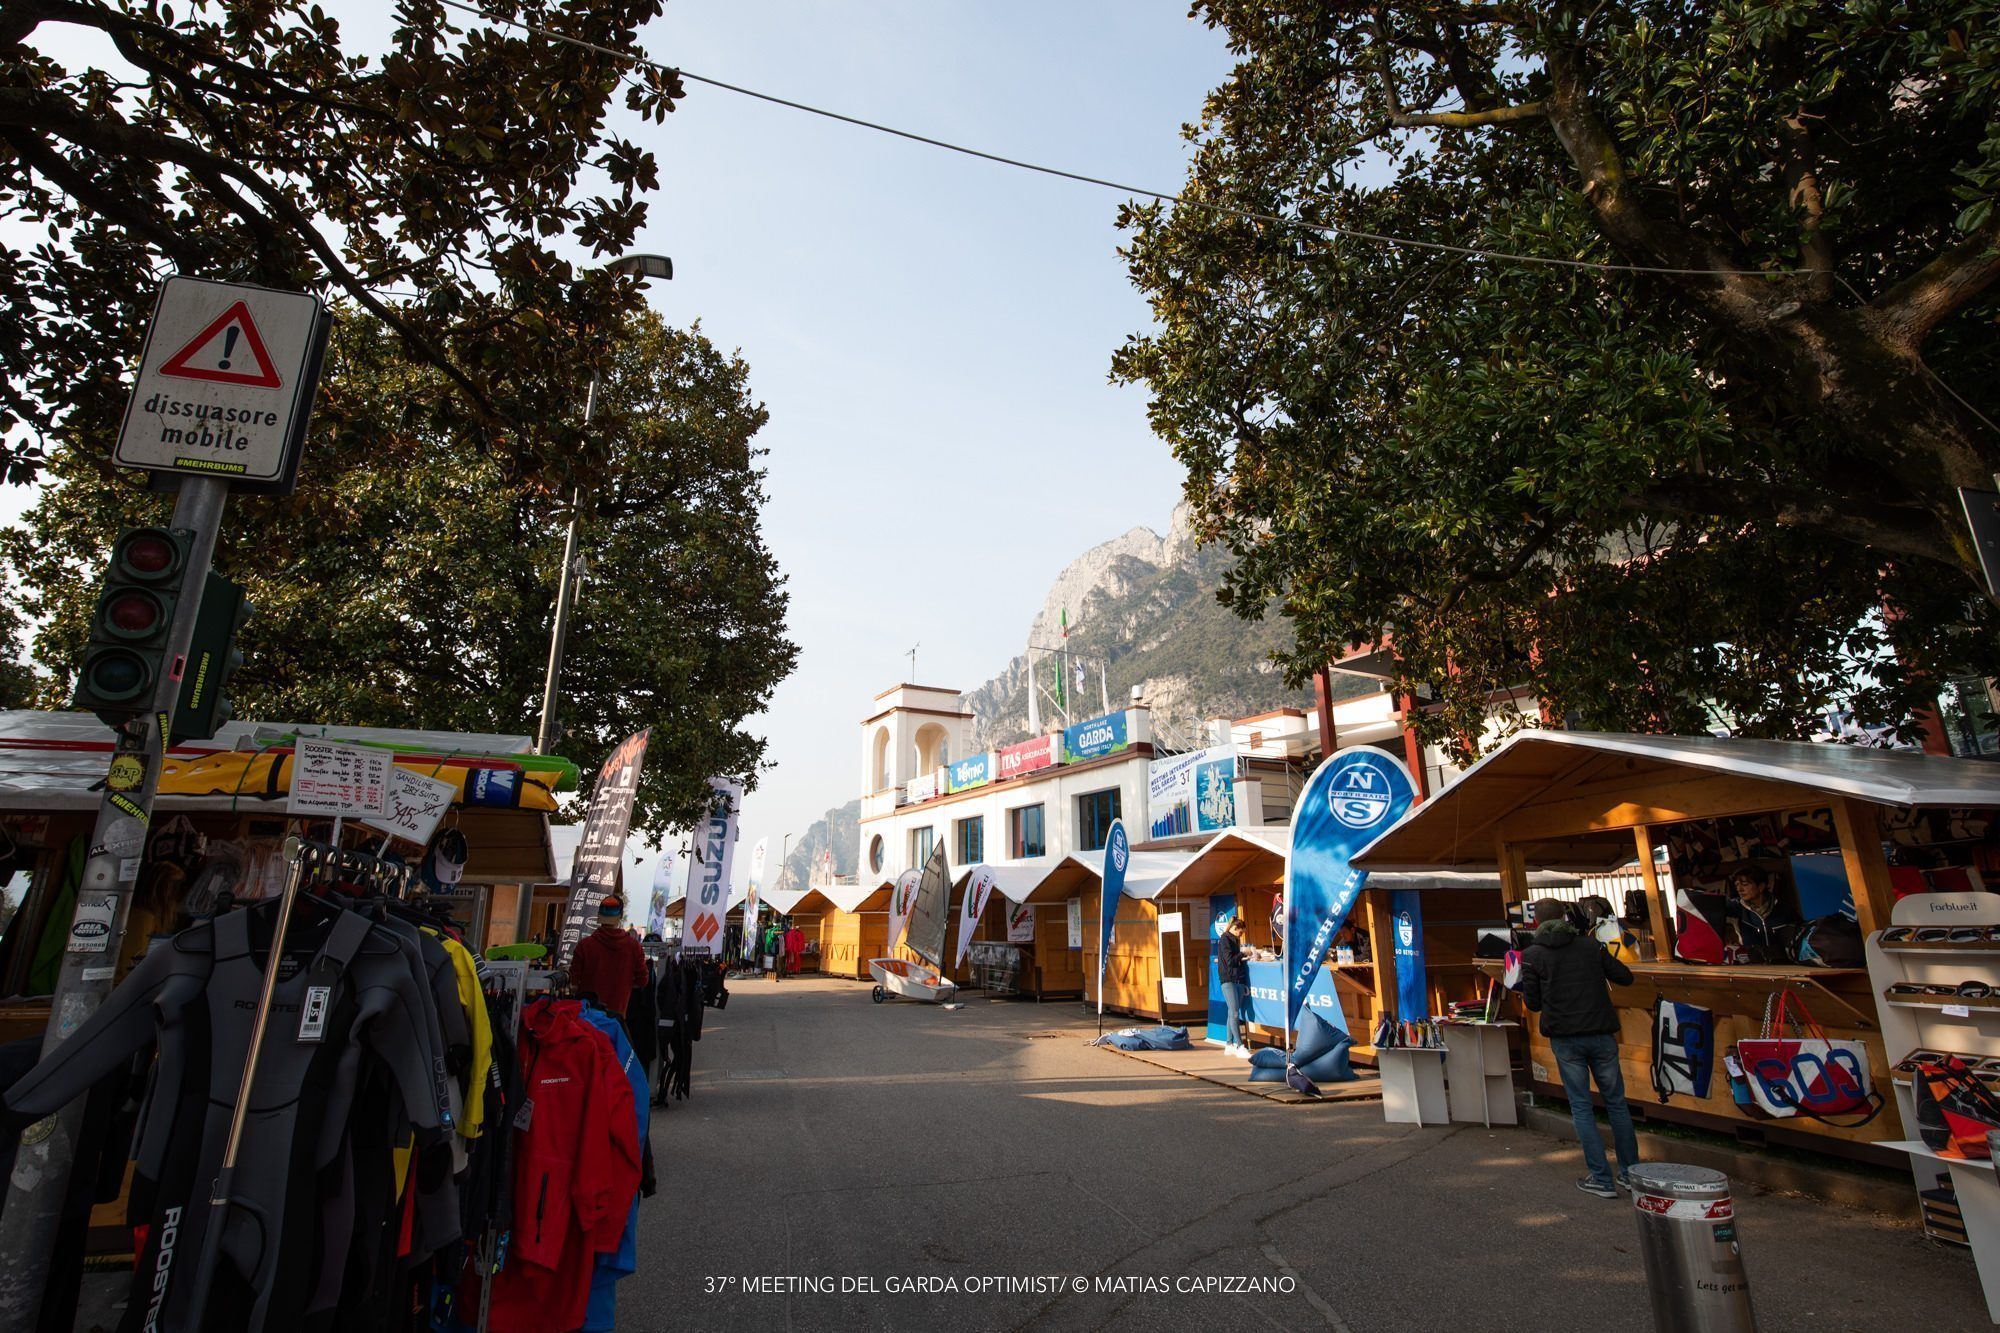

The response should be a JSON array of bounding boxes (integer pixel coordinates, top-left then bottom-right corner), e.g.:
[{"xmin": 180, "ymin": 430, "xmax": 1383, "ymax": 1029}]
[
  {"xmin": 683, "ymin": 775, "xmax": 743, "ymax": 957},
  {"xmin": 946, "ymin": 752, "xmax": 994, "ymax": 794},
  {"xmin": 1283, "ymin": 747, "xmax": 1415, "ymax": 1038},
  {"xmin": 956, "ymin": 866, "xmax": 998, "ymax": 965},
  {"xmin": 647, "ymin": 848, "xmax": 677, "ymax": 939},
  {"xmin": 1063, "ymin": 711, "xmax": 1128, "ymax": 765},
  {"xmin": 1391, "ymin": 889, "xmax": 1429, "ymax": 1021},
  {"xmin": 1095, "ymin": 819, "xmax": 1129, "ymax": 1015},
  {"xmin": 1006, "ymin": 901, "xmax": 1035, "ymax": 943},
  {"xmin": 1148, "ymin": 745, "xmax": 1237, "ymax": 839},
  {"xmin": 750, "ymin": 837, "xmax": 768, "ymax": 886},
  {"xmin": 907, "ymin": 770, "xmax": 940, "ymax": 804},
  {"xmin": 556, "ymin": 730, "xmax": 651, "ymax": 965},
  {"xmin": 887, "ymin": 867, "xmax": 921, "ymax": 951},
  {"xmin": 997, "ymin": 734, "xmax": 1058, "ymax": 781},
  {"xmin": 1066, "ymin": 897, "xmax": 1082, "ymax": 948}
]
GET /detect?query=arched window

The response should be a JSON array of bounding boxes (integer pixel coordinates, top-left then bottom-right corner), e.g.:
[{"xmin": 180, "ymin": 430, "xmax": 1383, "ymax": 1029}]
[{"xmin": 871, "ymin": 727, "xmax": 892, "ymax": 791}]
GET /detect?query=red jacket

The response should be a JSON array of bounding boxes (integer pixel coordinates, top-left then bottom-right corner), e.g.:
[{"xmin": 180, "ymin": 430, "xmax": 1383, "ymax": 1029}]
[
  {"xmin": 569, "ymin": 924, "xmax": 649, "ymax": 1017},
  {"xmin": 481, "ymin": 999, "xmax": 640, "ymax": 1332}
]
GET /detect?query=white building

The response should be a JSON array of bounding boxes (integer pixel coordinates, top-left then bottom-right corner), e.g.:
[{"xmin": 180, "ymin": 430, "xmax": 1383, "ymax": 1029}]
[{"xmin": 857, "ymin": 683, "xmax": 1157, "ymax": 884}]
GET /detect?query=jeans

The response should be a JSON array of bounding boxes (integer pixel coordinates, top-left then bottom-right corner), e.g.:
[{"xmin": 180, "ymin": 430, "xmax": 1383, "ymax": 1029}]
[
  {"xmin": 1549, "ymin": 1032, "xmax": 1640, "ymax": 1187},
  {"xmin": 1220, "ymin": 981, "xmax": 1247, "ymax": 1045}
]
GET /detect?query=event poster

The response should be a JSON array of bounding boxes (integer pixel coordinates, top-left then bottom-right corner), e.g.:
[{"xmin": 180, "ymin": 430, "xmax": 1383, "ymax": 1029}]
[
  {"xmin": 1147, "ymin": 745, "xmax": 1237, "ymax": 839},
  {"xmin": 556, "ymin": 730, "xmax": 651, "ymax": 965},
  {"xmin": 1282, "ymin": 748, "xmax": 1415, "ymax": 1036},
  {"xmin": 683, "ymin": 776, "xmax": 743, "ymax": 957},
  {"xmin": 1007, "ymin": 901, "xmax": 1035, "ymax": 943}
]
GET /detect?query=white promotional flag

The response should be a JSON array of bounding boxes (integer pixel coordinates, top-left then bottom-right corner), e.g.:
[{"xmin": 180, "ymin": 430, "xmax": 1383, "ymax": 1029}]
[
  {"xmin": 956, "ymin": 866, "xmax": 998, "ymax": 966},
  {"xmin": 887, "ymin": 868, "xmax": 921, "ymax": 952},
  {"xmin": 750, "ymin": 837, "xmax": 769, "ymax": 886},
  {"xmin": 684, "ymin": 778, "xmax": 743, "ymax": 956}
]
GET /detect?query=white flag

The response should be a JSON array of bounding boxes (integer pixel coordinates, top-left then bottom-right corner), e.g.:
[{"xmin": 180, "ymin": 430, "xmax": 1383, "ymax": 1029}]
[
  {"xmin": 956, "ymin": 866, "xmax": 998, "ymax": 966},
  {"xmin": 750, "ymin": 837, "xmax": 769, "ymax": 887},
  {"xmin": 887, "ymin": 868, "xmax": 921, "ymax": 952},
  {"xmin": 684, "ymin": 778, "xmax": 742, "ymax": 955}
]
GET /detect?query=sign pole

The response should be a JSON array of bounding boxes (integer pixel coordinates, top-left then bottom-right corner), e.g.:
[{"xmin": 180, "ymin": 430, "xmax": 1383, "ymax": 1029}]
[{"xmin": 0, "ymin": 476, "xmax": 229, "ymax": 1329}]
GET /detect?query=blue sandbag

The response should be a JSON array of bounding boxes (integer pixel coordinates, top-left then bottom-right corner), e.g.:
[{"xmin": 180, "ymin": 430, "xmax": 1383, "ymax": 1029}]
[
  {"xmin": 1248, "ymin": 1047, "xmax": 1286, "ymax": 1069},
  {"xmin": 1248, "ymin": 1062, "xmax": 1287, "ymax": 1082},
  {"xmin": 1293, "ymin": 1009, "xmax": 1346, "ymax": 1067},
  {"xmin": 1298, "ymin": 1034, "xmax": 1358, "ymax": 1083}
]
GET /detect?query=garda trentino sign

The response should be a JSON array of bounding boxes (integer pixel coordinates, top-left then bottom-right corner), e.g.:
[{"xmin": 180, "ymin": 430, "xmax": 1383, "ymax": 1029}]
[
  {"xmin": 1282, "ymin": 748, "xmax": 1416, "ymax": 1036},
  {"xmin": 1063, "ymin": 711, "xmax": 1128, "ymax": 765}
]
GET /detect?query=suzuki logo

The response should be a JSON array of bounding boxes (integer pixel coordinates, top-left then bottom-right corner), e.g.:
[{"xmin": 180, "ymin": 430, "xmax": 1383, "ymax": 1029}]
[{"xmin": 691, "ymin": 914, "xmax": 720, "ymax": 943}]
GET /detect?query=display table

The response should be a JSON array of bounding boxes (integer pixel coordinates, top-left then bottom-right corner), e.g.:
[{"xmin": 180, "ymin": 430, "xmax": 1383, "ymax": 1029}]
[
  {"xmin": 1439, "ymin": 1020, "xmax": 1518, "ymax": 1128},
  {"xmin": 1378, "ymin": 1048, "xmax": 1449, "ymax": 1125},
  {"xmin": 1881, "ymin": 1141, "xmax": 2000, "ymax": 1323}
]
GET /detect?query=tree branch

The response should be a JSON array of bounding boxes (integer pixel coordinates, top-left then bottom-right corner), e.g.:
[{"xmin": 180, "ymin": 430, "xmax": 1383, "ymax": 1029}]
[
  {"xmin": 1436, "ymin": 515, "xmax": 1556, "ymax": 612},
  {"xmin": 1876, "ymin": 217, "xmax": 2000, "ymax": 350},
  {"xmin": 1625, "ymin": 474, "xmax": 1962, "ymax": 569},
  {"xmin": 1777, "ymin": 112, "xmax": 1834, "ymax": 301},
  {"xmin": 1373, "ymin": 12, "xmax": 1543, "ymax": 128},
  {"xmin": 0, "ymin": 129, "xmax": 184, "ymax": 254}
]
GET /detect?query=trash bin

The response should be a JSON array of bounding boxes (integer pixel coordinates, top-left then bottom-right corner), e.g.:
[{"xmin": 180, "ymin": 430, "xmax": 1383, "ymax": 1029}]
[{"xmin": 1628, "ymin": 1163, "xmax": 1756, "ymax": 1333}]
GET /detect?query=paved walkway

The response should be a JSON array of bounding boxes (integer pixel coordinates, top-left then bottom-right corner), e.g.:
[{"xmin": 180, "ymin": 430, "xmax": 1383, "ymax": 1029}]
[{"xmin": 625, "ymin": 975, "xmax": 1983, "ymax": 1332}]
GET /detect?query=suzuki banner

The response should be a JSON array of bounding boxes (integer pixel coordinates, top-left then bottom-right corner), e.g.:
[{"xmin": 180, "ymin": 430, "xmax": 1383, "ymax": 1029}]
[
  {"xmin": 683, "ymin": 777, "xmax": 743, "ymax": 957},
  {"xmin": 1096, "ymin": 819, "xmax": 1129, "ymax": 1015},
  {"xmin": 887, "ymin": 867, "xmax": 921, "ymax": 951},
  {"xmin": 557, "ymin": 730, "xmax": 650, "ymax": 965},
  {"xmin": 1282, "ymin": 748, "xmax": 1415, "ymax": 1039},
  {"xmin": 956, "ymin": 865, "xmax": 999, "ymax": 965}
]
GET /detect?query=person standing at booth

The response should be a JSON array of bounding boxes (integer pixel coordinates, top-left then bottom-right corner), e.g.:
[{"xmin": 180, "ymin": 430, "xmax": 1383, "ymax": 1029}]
[
  {"xmin": 783, "ymin": 922, "xmax": 805, "ymax": 976},
  {"xmin": 1725, "ymin": 865, "xmax": 1801, "ymax": 963},
  {"xmin": 1217, "ymin": 915, "xmax": 1251, "ymax": 1058},
  {"xmin": 1520, "ymin": 898, "xmax": 1641, "ymax": 1199},
  {"xmin": 570, "ymin": 896, "xmax": 649, "ymax": 1021}
]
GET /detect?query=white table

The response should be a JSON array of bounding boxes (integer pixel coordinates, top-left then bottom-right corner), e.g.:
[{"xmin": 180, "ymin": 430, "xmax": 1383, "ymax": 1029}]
[
  {"xmin": 1439, "ymin": 1021, "xmax": 1519, "ymax": 1128},
  {"xmin": 1881, "ymin": 1141, "xmax": 2000, "ymax": 1323},
  {"xmin": 1378, "ymin": 1048, "xmax": 1449, "ymax": 1125}
]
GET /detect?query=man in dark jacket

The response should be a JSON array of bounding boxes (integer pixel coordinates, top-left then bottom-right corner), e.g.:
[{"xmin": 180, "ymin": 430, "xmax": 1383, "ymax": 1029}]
[{"xmin": 1520, "ymin": 898, "xmax": 1641, "ymax": 1199}]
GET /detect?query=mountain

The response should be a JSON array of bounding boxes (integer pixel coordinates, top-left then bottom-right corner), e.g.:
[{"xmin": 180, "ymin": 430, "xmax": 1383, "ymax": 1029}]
[
  {"xmin": 963, "ymin": 506, "xmax": 1351, "ymax": 750},
  {"xmin": 773, "ymin": 797, "xmax": 860, "ymax": 892}
]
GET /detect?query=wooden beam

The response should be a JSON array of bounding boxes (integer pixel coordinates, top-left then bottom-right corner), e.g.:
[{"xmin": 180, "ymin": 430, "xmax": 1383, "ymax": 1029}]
[
  {"xmin": 1830, "ymin": 797, "xmax": 1895, "ymax": 935},
  {"xmin": 1496, "ymin": 774, "xmax": 1830, "ymax": 843},
  {"xmin": 1363, "ymin": 890, "xmax": 1398, "ymax": 1022},
  {"xmin": 1633, "ymin": 825, "xmax": 1673, "ymax": 963}
]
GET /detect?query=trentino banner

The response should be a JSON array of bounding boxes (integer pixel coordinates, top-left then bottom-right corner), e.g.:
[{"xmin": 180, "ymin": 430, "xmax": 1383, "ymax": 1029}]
[
  {"xmin": 956, "ymin": 865, "xmax": 999, "ymax": 965},
  {"xmin": 1095, "ymin": 819, "xmax": 1129, "ymax": 1015},
  {"xmin": 556, "ymin": 730, "xmax": 650, "ymax": 965},
  {"xmin": 887, "ymin": 867, "xmax": 922, "ymax": 951},
  {"xmin": 1282, "ymin": 748, "xmax": 1416, "ymax": 1038},
  {"xmin": 683, "ymin": 777, "xmax": 743, "ymax": 957},
  {"xmin": 945, "ymin": 752, "xmax": 995, "ymax": 794}
]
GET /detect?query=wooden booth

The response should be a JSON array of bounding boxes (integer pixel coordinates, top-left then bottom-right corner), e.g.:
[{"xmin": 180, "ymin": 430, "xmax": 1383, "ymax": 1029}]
[
  {"xmin": 818, "ymin": 881, "xmax": 890, "ymax": 979},
  {"xmin": 1071, "ymin": 850, "xmax": 1201, "ymax": 1022},
  {"xmin": 1150, "ymin": 827, "xmax": 1573, "ymax": 1059},
  {"xmin": 1353, "ymin": 729, "xmax": 2000, "ymax": 1164}
]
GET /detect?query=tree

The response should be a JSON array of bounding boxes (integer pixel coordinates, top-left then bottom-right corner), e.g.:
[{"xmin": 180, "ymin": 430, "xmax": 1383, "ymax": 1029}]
[
  {"xmin": 3, "ymin": 309, "xmax": 797, "ymax": 833},
  {"xmin": 1115, "ymin": 1, "xmax": 2000, "ymax": 748},
  {"xmin": 0, "ymin": 0, "xmax": 679, "ymax": 486}
]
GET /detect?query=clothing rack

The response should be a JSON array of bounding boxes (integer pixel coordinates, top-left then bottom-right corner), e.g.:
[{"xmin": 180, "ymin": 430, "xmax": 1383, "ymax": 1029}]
[{"xmin": 179, "ymin": 836, "xmax": 415, "ymax": 1329}]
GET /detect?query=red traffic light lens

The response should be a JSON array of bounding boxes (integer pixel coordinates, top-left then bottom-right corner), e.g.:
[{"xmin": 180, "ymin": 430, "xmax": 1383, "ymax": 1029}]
[
  {"xmin": 83, "ymin": 649, "xmax": 151, "ymax": 701},
  {"xmin": 100, "ymin": 589, "xmax": 165, "ymax": 641},
  {"xmin": 114, "ymin": 529, "xmax": 183, "ymax": 583},
  {"xmin": 106, "ymin": 591, "xmax": 160, "ymax": 636}
]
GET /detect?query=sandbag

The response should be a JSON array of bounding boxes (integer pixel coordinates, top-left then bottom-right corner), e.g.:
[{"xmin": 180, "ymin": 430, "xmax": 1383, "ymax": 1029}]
[
  {"xmin": 1298, "ymin": 1035, "xmax": 1358, "ymax": 1084},
  {"xmin": 1292, "ymin": 1009, "xmax": 1347, "ymax": 1067}
]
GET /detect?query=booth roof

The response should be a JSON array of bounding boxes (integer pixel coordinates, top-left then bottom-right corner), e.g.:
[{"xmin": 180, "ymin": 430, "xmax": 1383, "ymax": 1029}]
[
  {"xmin": 822, "ymin": 882, "xmax": 882, "ymax": 913},
  {"xmin": 666, "ymin": 886, "xmax": 751, "ymax": 914},
  {"xmin": 1155, "ymin": 825, "xmax": 1579, "ymax": 896},
  {"xmin": 1019, "ymin": 850, "xmax": 1198, "ymax": 903},
  {"xmin": 761, "ymin": 887, "xmax": 837, "ymax": 915},
  {"xmin": 1352, "ymin": 730, "xmax": 2000, "ymax": 873},
  {"xmin": 950, "ymin": 862, "xmax": 1061, "ymax": 905}
]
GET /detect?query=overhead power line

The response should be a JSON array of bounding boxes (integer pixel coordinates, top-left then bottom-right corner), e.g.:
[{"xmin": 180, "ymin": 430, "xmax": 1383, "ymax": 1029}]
[{"xmin": 437, "ymin": 0, "xmax": 1809, "ymax": 283}]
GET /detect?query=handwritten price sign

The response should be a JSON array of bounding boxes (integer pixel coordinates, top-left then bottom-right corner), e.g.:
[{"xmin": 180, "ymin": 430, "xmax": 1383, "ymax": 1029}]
[
  {"xmin": 358, "ymin": 767, "xmax": 457, "ymax": 848},
  {"xmin": 288, "ymin": 738, "xmax": 392, "ymax": 818}
]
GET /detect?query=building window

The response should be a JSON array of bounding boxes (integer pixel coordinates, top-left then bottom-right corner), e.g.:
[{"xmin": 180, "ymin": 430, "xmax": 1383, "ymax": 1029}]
[
  {"xmin": 1076, "ymin": 788, "xmax": 1122, "ymax": 852},
  {"xmin": 955, "ymin": 816, "xmax": 985, "ymax": 866},
  {"xmin": 1009, "ymin": 804, "xmax": 1046, "ymax": 859},
  {"xmin": 911, "ymin": 826, "xmax": 935, "ymax": 865},
  {"xmin": 869, "ymin": 835, "xmax": 884, "ymax": 875}
]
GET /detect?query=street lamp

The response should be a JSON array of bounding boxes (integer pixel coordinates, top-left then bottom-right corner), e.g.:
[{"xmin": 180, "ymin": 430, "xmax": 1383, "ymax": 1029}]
[{"xmin": 535, "ymin": 253, "xmax": 673, "ymax": 755}]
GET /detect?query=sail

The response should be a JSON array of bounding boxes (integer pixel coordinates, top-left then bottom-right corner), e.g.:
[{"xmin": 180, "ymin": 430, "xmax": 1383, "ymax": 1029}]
[{"xmin": 904, "ymin": 842, "xmax": 953, "ymax": 970}]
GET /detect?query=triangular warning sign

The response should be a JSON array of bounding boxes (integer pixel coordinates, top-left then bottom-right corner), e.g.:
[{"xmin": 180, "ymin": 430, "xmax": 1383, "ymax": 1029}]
[{"xmin": 157, "ymin": 301, "xmax": 282, "ymax": 388}]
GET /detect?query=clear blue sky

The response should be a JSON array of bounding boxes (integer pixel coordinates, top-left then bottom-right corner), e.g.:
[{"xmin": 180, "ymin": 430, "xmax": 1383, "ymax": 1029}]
[{"xmin": 6, "ymin": 2, "xmax": 1240, "ymax": 886}]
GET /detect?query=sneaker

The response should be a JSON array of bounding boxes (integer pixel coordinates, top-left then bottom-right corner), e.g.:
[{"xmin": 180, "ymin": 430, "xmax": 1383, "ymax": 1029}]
[
  {"xmin": 1235, "ymin": 1045, "xmax": 1254, "ymax": 1060},
  {"xmin": 1616, "ymin": 1172, "xmax": 1635, "ymax": 1193},
  {"xmin": 1576, "ymin": 1178, "xmax": 1618, "ymax": 1200}
]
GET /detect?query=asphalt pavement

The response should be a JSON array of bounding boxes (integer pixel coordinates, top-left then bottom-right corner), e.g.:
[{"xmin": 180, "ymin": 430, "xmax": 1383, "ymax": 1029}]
[{"xmin": 624, "ymin": 974, "xmax": 1987, "ymax": 1333}]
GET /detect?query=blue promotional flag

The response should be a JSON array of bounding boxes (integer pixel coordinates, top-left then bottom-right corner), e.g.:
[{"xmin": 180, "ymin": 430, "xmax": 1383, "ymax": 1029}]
[
  {"xmin": 1096, "ymin": 819, "xmax": 1129, "ymax": 1016},
  {"xmin": 1391, "ymin": 889, "xmax": 1428, "ymax": 1021},
  {"xmin": 1284, "ymin": 748, "xmax": 1416, "ymax": 1039}
]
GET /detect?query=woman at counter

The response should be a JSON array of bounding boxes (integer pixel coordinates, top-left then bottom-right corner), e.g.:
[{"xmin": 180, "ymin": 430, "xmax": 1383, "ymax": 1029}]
[{"xmin": 1217, "ymin": 915, "xmax": 1251, "ymax": 1058}]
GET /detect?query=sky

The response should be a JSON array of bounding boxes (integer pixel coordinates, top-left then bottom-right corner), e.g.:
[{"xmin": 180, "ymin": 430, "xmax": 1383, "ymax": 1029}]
[{"xmin": 4, "ymin": 2, "xmax": 1240, "ymax": 891}]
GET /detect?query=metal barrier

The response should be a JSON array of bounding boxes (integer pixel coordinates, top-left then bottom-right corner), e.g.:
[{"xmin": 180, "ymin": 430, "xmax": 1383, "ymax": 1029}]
[{"xmin": 1629, "ymin": 1163, "xmax": 1757, "ymax": 1332}]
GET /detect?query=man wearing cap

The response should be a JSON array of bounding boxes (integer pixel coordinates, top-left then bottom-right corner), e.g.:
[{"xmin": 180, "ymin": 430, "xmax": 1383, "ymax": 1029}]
[{"xmin": 570, "ymin": 896, "xmax": 650, "ymax": 1020}]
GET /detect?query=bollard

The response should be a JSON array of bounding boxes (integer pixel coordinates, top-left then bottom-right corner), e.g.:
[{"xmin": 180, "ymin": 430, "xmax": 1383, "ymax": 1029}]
[{"xmin": 1628, "ymin": 1163, "xmax": 1757, "ymax": 1333}]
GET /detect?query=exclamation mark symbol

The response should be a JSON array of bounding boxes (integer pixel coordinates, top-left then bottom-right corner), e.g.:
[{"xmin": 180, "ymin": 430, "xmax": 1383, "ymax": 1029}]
[{"xmin": 218, "ymin": 326, "xmax": 239, "ymax": 371}]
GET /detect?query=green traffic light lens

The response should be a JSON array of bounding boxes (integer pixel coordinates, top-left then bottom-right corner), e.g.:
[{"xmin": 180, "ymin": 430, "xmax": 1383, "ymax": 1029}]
[{"xmin": 84, "ymin": 649, "xmax": 151, "ymax": 701}]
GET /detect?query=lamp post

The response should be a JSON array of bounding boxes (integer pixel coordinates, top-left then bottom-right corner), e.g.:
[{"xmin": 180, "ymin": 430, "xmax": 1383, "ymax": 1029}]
[{"xmin": 535, "ymin": 253, "xmax": 673, "ymax": 755}]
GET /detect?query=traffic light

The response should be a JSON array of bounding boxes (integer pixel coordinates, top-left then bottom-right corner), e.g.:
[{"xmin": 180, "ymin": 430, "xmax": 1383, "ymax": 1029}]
[
  {"xmin": 73, "ymin": 527, "xmax": 191, "ymax": 726},
  {"xmin": 173, "ymin": 573, "xmax": 250, "ymax": 743}
]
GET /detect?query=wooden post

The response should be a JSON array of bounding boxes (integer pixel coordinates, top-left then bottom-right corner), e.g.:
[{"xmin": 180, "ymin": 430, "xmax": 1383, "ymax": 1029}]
[
  {"xmin": 1632, "ymin": 825, "xmax": 1673, "ymax": 962},
  {"xmin": 1398, "ymin": 694, "xmax": 1430, "ymax": 802},
  {"xmin": 1830, "ymin": 797, "xmax": 1895, "ymax": 935},
  {"xmin": 1495, "ymin": 840, "xmax": 1531, "ymax": 911},
  {"xmin": 1313, "ymin": 666, "xmax": 1338, "ymax": 760},
  {"xmin": 1363, "ymin": 890, "xmax": 1398, "ymax": 1025}
]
